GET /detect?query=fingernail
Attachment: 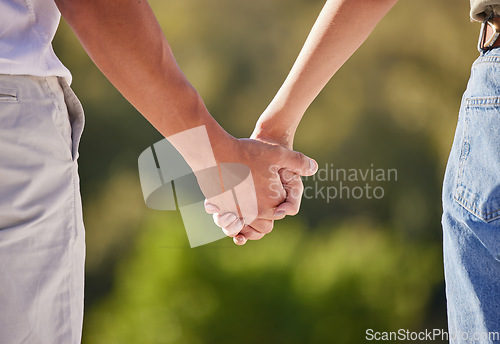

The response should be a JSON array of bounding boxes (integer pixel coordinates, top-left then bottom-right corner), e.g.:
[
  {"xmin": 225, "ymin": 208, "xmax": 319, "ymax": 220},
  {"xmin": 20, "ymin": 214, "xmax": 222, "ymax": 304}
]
[
  {"xmin": 223, "ymin": 213, "xmax": 237, "ymax": 223},
  {"xmin": 234, "ymin": 235, "xmax": 246, "ymax": 245},
  {"xmin": 235, "ymin": 219, "xmax": 244, "ymax": 231},
  {"xmin": 309, "ymin": 159, "xmax": 317, "ymax": 172},
  {"xmin": 205, "ymin": 204, "xmax": 219, "ymax": 213},
  {"xmin": 274, "ymin": 210, "xmax": 286, "ymax": 217}
]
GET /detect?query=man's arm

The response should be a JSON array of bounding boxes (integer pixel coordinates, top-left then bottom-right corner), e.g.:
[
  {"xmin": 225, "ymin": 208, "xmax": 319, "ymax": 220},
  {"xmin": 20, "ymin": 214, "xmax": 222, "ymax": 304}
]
[
  {"xmin": 252, "ymin": 0, "xmax": 398, "ymax": 149},
  {"xmin": 55, "ymin": 0, "xmax": 318, "ymax": 243},
  {"xmin": 55, "ymin": 0, "xmax": 228, "ymax": 153}
]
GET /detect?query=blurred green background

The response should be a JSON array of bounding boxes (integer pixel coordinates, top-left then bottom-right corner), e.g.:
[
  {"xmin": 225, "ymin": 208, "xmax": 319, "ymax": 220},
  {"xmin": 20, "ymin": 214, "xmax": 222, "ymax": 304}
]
[{"xmin": 52, "ymin": 0, "xmax": 480, "ymax": 343}]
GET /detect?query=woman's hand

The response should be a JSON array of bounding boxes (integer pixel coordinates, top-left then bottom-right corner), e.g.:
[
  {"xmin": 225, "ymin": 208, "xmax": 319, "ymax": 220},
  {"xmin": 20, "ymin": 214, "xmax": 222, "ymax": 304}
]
[{"xmin": 205, "ymin": 133, "xmax": 316, "ymax": 245}]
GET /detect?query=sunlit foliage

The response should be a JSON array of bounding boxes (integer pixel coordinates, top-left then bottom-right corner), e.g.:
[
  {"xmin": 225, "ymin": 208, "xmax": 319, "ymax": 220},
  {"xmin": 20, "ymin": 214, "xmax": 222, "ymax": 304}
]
[{"xmin": 51, "ymin": 0, "xmax": 479, "ymax": 343}]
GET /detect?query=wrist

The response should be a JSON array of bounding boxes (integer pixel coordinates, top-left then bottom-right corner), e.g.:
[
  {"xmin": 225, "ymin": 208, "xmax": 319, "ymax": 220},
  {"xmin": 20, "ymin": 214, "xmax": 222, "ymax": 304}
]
[
  {"xmin": 164, "ymin": 92, "xmax": 236, "ymax": 171},
  {"xmin": 252, "ymin": 118, "xmax": 296, "ymax": 150},
  {"xmin": 207, "ymin": 124, "xmax": 238, "ymax": 164}
]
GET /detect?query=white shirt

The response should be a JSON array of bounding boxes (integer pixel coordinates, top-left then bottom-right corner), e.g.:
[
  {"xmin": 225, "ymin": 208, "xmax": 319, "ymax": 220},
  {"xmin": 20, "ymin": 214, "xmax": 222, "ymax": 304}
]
[
  {"xmin": 471, "ymin": 1, "xmax": 500, "ymax": 21},
  {"xmin": 0, "ymin": 0, "xmax": 71, "ymax": 83},
  {"xmin": 0, "ymin": 0, "xmax": 495, "ymax": 83}
]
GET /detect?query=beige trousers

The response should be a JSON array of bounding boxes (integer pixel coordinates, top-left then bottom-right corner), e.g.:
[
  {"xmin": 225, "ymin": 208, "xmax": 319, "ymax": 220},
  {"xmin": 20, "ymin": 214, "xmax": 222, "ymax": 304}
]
[{"xmin": 0, "ymin": 75, "xmax": 85, "ymax": 344}]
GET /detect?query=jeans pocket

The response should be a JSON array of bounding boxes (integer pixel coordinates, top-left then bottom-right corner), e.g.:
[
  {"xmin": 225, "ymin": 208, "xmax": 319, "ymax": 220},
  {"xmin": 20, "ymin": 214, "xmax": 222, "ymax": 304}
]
[{"xmin": 454, "ymin": 97, "xmax": 500, "ymax": 223}]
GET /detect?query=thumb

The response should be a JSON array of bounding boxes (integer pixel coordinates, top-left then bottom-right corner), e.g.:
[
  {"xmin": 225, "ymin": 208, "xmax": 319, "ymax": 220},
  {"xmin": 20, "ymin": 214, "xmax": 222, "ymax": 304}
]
[{"xmin": 279, "ymin": 148, "xmax": 318, "ymax": 176}]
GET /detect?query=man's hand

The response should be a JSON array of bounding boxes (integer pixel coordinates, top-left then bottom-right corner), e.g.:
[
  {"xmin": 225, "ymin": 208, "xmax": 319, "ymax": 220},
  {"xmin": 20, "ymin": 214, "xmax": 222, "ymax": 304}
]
[{"xmin": 205, "ymin": 134, "xmax": 317, "ymax": 245}]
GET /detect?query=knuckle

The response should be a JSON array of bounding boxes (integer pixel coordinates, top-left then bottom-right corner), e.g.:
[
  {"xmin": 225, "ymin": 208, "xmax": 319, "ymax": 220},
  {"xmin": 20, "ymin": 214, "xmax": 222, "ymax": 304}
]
[
  {"xmin": 280, "ymin": 169, "xmax": 295, "ymax": 182},
  {"xmin": 257, "ymin": 220, "xmax": 274, "ymax": 234},
  {"xmin": 212, "ymin": 213, "xmax": 223, "ymax": 227}
]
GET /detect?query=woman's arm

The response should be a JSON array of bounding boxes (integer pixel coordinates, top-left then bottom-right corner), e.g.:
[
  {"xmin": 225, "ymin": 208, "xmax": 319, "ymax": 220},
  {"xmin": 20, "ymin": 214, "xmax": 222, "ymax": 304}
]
[{"xmin": 252, "ymin": 0, "xmax": 398, "ymax": 148}]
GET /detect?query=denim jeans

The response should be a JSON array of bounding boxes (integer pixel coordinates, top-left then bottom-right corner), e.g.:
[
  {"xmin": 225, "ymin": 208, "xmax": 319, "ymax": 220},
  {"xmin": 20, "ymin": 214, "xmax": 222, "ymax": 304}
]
[{"xmin": 442, "ymin": 47, "xmax": 500, "ymax": 343}]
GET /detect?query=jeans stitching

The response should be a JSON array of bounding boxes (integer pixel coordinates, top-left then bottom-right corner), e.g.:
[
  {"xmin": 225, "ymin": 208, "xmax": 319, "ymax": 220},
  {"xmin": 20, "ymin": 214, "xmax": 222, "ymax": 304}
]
[
  {"xmin": 454, "ymin": 101, "xmax": 500, "ymax": 222},
  {"xmin": 455, "ymin": 107, "xmax": 470, "ymax": 194},
  {"xmin": 454, "ymin": 193, "xmax": 500, "ymax": 222},
  {"xmin": 466, "ymin": 97, "xmax": 500, "ymax": 106}
]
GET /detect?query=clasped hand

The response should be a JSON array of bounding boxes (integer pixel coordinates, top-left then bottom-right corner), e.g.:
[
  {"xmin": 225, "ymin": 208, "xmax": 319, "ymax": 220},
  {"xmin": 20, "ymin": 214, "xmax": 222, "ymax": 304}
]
[{"xmin": 203, "ymin": 135, "xmax": 317, "ymax": 245}]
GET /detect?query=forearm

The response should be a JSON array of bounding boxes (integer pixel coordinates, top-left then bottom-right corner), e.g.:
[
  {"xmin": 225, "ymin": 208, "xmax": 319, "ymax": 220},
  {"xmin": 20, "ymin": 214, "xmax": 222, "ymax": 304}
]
[
  {"xmin": 55, "ymin": 0, "xmax": 233, "ymax": 166},
  {"xmin": 254, "ymin": 0, "xmax": 398, "ymax": 147}
]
